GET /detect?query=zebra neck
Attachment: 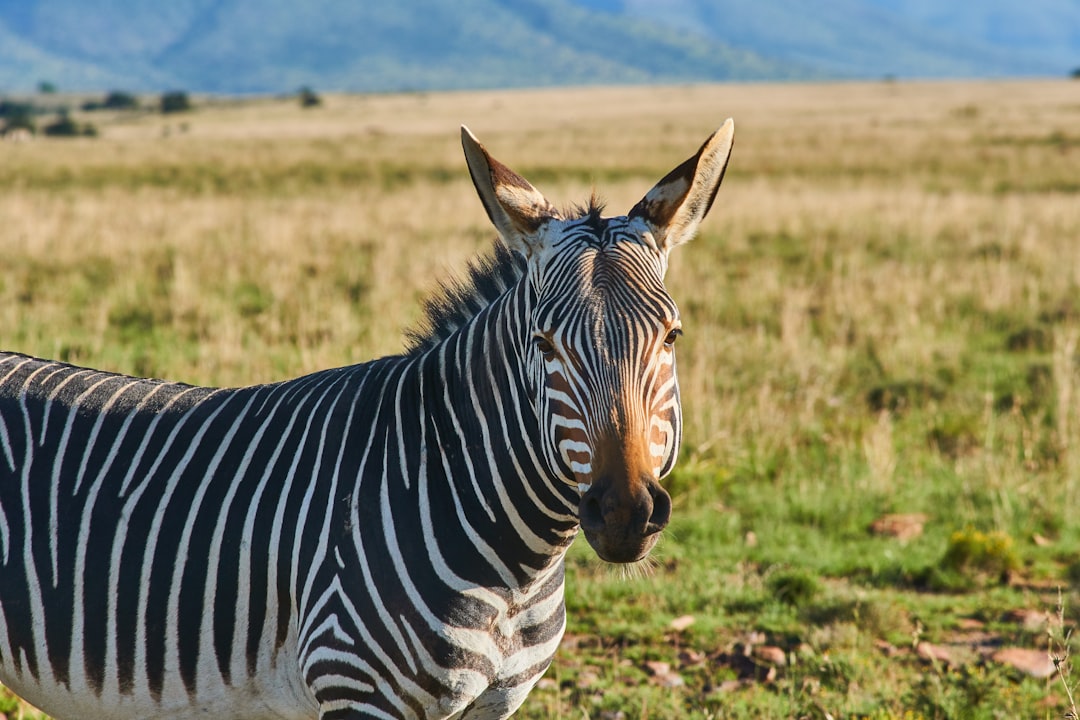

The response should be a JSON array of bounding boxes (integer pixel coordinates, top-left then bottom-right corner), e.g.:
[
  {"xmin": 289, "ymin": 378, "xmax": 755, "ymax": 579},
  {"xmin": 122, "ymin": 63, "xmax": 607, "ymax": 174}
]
[{"xmin": 415, "ymin": 301, "xmax": 579, "ymax": 588}]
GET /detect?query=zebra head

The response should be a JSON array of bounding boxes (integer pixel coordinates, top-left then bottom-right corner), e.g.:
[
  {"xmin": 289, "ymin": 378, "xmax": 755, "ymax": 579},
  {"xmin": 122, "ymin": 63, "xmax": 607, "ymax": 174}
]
[{"xmin": 462, "ymin": 122, "xmax": 735, "ymax": 563}]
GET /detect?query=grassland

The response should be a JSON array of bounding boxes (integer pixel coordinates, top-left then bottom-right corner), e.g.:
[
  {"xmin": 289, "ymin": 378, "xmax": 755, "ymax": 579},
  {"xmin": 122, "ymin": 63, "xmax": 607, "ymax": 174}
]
[{"xmin": 2, "ymin": 80, "xmax": 1080, "ymax": 718}]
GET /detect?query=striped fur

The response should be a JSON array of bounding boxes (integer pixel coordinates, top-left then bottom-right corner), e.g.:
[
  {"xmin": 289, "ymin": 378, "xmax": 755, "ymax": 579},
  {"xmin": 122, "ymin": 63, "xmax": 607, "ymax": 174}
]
[{"xmin": 0, "ymin": 122, "xmax": 734, "ymax": 719}]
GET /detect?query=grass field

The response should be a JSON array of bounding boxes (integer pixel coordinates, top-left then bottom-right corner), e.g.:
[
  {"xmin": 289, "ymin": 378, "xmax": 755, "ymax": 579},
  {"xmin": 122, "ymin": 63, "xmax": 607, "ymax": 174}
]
[{"xmin": 2, "ymin": 79, "xmax": 1080, "ymax": 718}]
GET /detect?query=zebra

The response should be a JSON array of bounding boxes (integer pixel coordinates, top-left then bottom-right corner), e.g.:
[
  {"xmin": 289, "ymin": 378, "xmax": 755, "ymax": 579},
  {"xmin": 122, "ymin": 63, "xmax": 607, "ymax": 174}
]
[{"xmin": 0, "ymin": 120, "xmax": 735, "ymax": 720}]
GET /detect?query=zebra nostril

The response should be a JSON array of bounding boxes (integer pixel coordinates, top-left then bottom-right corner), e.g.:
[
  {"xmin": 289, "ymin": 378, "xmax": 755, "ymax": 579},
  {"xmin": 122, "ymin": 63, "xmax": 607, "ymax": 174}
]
[
  {"xmin": 644, "ymin": 485, "xmax": 671, "ymax": 535},
  {"xmin": 579, "ymin": 492, "xmax": 604, "ymax": 532}
]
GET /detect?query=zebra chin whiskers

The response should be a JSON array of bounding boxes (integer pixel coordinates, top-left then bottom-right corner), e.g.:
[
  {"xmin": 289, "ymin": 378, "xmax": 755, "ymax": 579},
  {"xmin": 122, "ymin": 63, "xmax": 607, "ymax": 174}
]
[
  {"xmin": 608, "ymin": 554, "xmax": 658, "ymax": 582},
  {"xmin": 618, "ymin": 526, "xmax": 677, "ymax": 581},
  {"xmin": 588, "ymin": 513, "xmax": 673, "ymax": 581}
]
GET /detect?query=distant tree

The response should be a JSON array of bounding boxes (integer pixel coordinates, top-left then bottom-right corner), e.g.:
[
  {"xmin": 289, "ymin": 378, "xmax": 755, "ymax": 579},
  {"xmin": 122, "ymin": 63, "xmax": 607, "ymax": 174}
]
[
  {"xmin": 1071, "ymin": 67, "xmax": 1080, "ymax": 79},
  {"xmin": 298, "ymin": 86, "xmax": 322, "ymax": 108},
  {"xmin": 42, "ymin": 112, "xmax": 96, "ymax": 137},
  {"xmin": 2, "ymin": 113, "xmax": 36, "ymax": 136},
  {"xmin": 84, "ymin": 91, "xmax": 139, "ymax": 112},
  {"xmin": 43, "ymin": 113, "xmax": 80, "ymax": 136},
  {"xmin": 104, "ymin": 91, "xmax": 139, "ymax": 110},
  {"xmin": 0, "ymin": 98, "xmax": 38, "ymax": 136},
  {"xmin": 38, "ymin": 81, "xmax": 57, "ymax": 94},
  {"xmin": 160, "ymin": 91, "xmax": 192, "ymax": 114},
  {"xmin": 0, "ymin": 99, "xmax": 36, "ymax": 119}
]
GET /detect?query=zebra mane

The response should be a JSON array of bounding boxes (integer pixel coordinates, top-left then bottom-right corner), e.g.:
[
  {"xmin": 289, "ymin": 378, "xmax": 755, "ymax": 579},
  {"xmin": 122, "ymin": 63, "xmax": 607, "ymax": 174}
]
[
  {"xmin": 404, "ymin": 199, "xmax": 604, "ymax": 355},
  {"xmin": 404, "ymin": 240, "xmax": 527, "ymax": 355}
]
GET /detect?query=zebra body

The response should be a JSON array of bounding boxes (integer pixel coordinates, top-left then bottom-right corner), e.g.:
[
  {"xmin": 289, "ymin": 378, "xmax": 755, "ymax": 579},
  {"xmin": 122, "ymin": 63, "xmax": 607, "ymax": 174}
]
[{"xmin": 0, "ymin": 122, "xmax": 734, "ymax": 719}]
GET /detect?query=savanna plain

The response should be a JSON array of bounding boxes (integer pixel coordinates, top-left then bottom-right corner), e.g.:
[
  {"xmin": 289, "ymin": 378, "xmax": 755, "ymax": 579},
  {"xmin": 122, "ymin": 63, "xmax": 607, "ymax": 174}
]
[{"xmin": 2, "ymin": 80, "xmax": 1079, "ymax": 719}]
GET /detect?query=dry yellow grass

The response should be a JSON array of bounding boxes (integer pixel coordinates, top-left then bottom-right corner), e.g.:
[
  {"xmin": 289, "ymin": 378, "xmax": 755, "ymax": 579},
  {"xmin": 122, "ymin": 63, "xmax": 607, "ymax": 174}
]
[
  {"xmin": 3, "ymin": 81, "xmax": 1079, "ymax": 433},
  {"xmin": 3, "ymin": 80, "xmax": 1079, "ymax": 477}
]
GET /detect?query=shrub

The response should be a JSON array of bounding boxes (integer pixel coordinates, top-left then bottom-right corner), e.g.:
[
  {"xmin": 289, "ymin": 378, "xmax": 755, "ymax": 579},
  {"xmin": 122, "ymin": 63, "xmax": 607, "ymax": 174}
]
[
  {"xmin": 0, "ymin": 99, "xmax": 35, "ymax": 119},
  {"xmin": 161, "ymin": 91, "xmax": 192, "ymax": 114},
  {"xmin": 42, "ymin": 113, "xmax": 97, "ymax": 138},
  {"xmin": 940, "ymin": 527, "xmax": 1020, "ymax": 583},
  {"xmin": 1, "ymin": 113, "xmax": 36, "ymax": 135},
  {"xmin": 104, "ymin": 91, "xmax": 138, "ymax": 110},
  {"xmin": 84, "ymin": 91, "xmax": 139, "ymax": 112},
  {"xmin": 766, "ymin": 568, "xmax": 820, "ymax": 607},
  {"xmin": 42, "ymin": 114, "xmax": 79, "ymax": 136},
  {"xmin": 299, "ymin": 86, "xmax": 322, "ymax": 108}
]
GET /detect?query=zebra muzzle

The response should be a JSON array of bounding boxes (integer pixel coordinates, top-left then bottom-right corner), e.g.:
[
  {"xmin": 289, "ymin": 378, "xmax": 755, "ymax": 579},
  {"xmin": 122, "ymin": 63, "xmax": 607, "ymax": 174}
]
[{"xmin": 578, "ymin": 475, "xmax": 671, "ymax": 563}]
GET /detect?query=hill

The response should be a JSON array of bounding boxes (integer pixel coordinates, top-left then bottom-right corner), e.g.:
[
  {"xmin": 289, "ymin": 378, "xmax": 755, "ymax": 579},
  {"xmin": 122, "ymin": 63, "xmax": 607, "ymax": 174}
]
[
  {"xmin": 0, "ymin": 0, "xmax": 799, "ymax": 93},
  {"xmin": 0, "ymin": 0, "xmax": 1076, "ymax": 93},
  {"xmin": 580, "ymin": 0, "xmax": 1080, "ymax": 78}
]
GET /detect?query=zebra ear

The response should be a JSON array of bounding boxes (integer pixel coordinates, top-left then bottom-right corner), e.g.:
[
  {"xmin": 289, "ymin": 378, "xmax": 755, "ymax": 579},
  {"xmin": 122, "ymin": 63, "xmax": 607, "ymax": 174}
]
[
  {"xmin": 461, "ymin": 125, "xmax": 561, "ymax": 258},
  {"xmin": 629, "ymin": 119, "xmax": 735, "ymax": 253}
]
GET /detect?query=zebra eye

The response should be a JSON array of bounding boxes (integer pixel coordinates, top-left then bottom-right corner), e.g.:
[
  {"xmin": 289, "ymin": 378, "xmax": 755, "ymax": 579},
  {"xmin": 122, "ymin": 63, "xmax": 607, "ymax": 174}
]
[
  {"xmin": 663, "ymin": 328, "xmax": 682, "ymax": 347},
  {"xmin": 533, "ymin": 336, "xmax": 556, "ymax": 358}
]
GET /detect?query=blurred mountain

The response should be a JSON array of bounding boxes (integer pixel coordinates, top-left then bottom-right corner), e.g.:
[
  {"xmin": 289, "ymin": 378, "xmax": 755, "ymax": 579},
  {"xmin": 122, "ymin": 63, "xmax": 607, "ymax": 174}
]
[
  {"xmin": 0, "ymin": 0, "xmax": 1075, "ymax": 93},
  {"xmin": 578, "ymin": 0, "xmax": 1080, "ymax": 78},
  {"xmin": 868, "ymin": 0, "xmax": 1080, "ymax": 74},
  {"xmin": 0, "ymin": 0, "xmax": 798, "ymax": 93}
]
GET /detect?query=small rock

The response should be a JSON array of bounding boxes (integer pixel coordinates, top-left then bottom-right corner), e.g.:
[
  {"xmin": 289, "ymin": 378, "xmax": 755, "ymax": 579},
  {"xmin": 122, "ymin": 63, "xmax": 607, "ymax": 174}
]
[
  {"xmin": 869, "ymin": 513, "xmax": 928, "ymax": 541},
  {"xmin": 1033, "ymin": 533, "xmax": 1053, "ymax": 547},
  {"xmin": 1037, "ymin": 693, "xmax": 1063, "ymax": 709},
  {"xmin": 916, "ymin": 641, "xmax": 954, "ymax": 666},
  {"xmin": 678, "ymin": 649, "xmax": 706, "ymax": 666},
  {"xmin": 744, "ymin": 530, "xmax": 758, "ymax": 547},
  {"xmin": 1004, "ymin": 608, "xmax": 1049, "ymax": 632},
  {"xmin": 669, "ymin": 614, "xmax": 695, "ymax": 631},
  {"xmin": 643, "ymin": 660, "xmax": 671, "ymax": 676},
  {"xmin": 956, "ymin": 617, "xmax": 985, "ymax": 631},
  {"xmin": 753, "ymin": 645, "xmax": 787, "ymax": 666},
  {"xmin": 992, "ymin": 647, "xmax": 1057, "ymax": 678},
  {"xmin": 743, "ymin": 630, "xmax": 767, "ymax": 647},
  {"xmin": 575, "ymin": 670, "xmax": 600, "ymax": 689},
  {"xmin": 643, "ymin": 660, "xmax": 685, "ymax": 687},
  {"xmin": 657, "ymin": 674, "xmax": 685, "ymax": 688}
]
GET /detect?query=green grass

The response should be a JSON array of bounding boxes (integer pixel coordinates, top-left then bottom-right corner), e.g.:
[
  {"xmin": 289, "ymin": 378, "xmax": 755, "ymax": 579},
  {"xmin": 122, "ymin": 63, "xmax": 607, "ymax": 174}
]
[{"xmin": 523, "ymin": 450, "xmax": 1073, "ymax": 718}]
